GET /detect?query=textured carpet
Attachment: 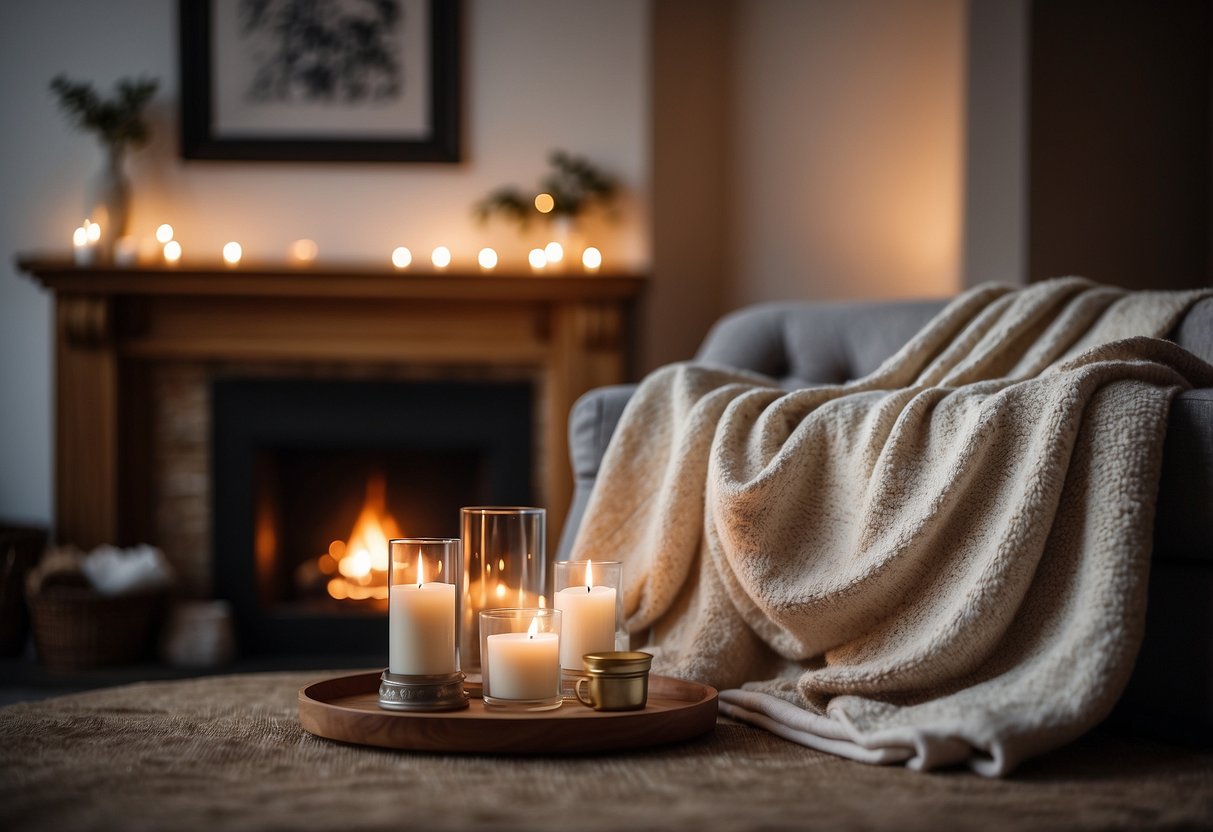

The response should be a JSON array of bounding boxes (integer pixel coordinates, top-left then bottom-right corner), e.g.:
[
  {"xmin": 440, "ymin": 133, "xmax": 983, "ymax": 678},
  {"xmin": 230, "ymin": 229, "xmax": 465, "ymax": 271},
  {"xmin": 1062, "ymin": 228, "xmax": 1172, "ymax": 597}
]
[{"xmin": 0, "ymin": 670, "xmax": 1211, "ymax": 831}]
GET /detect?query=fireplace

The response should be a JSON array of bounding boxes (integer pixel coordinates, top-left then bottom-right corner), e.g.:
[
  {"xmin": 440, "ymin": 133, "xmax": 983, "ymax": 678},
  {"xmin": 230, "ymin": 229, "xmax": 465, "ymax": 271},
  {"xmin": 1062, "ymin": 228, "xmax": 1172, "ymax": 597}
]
[
  {"xmin": 19, "ymin": 256, "xmax": 643, "ymax": 660},
  {"xmin": 213, "ymin": 378, "xmax": 532, "ymax": 656}
]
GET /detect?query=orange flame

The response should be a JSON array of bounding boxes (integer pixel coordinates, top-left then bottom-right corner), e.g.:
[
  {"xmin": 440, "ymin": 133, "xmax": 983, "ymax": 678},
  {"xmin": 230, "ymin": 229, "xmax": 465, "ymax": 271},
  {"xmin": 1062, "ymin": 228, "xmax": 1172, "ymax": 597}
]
[{"xmin": 324, "ymin": 472, "xmax": 399, "ymax": 602}]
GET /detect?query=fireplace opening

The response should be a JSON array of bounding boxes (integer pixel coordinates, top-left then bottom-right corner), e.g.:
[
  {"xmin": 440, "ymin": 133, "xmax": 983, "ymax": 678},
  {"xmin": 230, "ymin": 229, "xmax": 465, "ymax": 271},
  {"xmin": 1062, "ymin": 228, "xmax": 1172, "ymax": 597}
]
[
  {"xmin": 259, "ymin": 453, "xmax": 480, "ymax": 610},
  {"xmin": 213, "ymin": 377, "xmax": 533, "ymax": 657}
]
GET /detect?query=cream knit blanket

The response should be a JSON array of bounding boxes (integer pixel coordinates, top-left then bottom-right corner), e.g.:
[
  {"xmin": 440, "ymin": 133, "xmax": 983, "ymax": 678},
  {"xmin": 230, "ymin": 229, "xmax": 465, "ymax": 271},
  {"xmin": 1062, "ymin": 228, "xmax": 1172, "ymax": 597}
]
[{"xmin": 569, "ymin": 278, "xmax": 1213, "ymax": 776}]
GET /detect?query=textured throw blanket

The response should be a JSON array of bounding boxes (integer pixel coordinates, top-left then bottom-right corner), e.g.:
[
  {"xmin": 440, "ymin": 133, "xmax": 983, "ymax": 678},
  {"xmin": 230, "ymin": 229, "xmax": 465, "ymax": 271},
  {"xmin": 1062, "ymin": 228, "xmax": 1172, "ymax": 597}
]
[{"xmin": 570, "ymin": 278, "xmax": 1213, "ymax": 776}]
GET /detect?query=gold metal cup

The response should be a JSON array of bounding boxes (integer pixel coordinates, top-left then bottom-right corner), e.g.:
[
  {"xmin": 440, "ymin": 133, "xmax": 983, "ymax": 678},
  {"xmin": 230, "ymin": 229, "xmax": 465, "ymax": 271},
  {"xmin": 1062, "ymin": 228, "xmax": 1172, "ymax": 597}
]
[{"xmin": 575, "ymin": 651, "xmax": 653, "ymax": 711}]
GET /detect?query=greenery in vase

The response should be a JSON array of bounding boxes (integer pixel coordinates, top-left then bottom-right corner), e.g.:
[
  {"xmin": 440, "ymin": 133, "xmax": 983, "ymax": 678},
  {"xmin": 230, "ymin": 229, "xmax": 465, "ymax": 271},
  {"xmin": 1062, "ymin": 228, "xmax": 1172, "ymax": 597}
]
[
  {"xmin": 475, "ymin": 150, "xmax": 619, "ymax": 228},
  {"xmin": 50, "ymin": 75, "xmax": 159, "ymax": 151}
]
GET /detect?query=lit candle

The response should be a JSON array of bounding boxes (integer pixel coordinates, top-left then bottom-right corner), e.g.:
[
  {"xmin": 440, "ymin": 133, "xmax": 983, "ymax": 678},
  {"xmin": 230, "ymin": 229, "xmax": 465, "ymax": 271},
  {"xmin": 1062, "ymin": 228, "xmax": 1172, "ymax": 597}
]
[
  {"xmin": 72, "ymin": 225, "xmax": 95, "ymax": 266},
  {"xmin": 553, "ymin": 560, "xmax": 616, "ymax": 670},
  {"xmin": 544, "ymin": 241, "xmax": 564, "ymax": 265},
  {"xmin": 391, "ymin": 246, "xmax": 412, "ymax": 270},
  {"xmin": 582, "ymin": 246, "xmax": 602, "ymax": 272},
  {"xmin": 477, "ymin": 247, "xmax": 498, "ymax": 271},
  {"xmin": 163, "ymin": 240, "xmax": 182, "ymax": 265},
  {"xmin": 85, "ymin": 220, "xmax": 101, "ymax": 245},
  {"xmin": 431, "ymin": 246, "xmax": 451, "ymax": 270},
  {"xmin": 155, "ymin": 224, "xmax": 174, "ymax": 244},
  {"xmin": 222, "ymin": 241, "xmax": 242, "ymax": 267},
  {"xmin": 485, "ymin": 616, "xmax": 560, "ymax": 700},
  {"xmin": 528, "ymin": 248, "xmax": 547, "ymax": 272},
  {"xmin": 389, "ymin": 553, "xmax": 457, "ymax": 675},
  {"xmin": 289, "ymin": 238, "xmax": 318, "ymax": 265}
]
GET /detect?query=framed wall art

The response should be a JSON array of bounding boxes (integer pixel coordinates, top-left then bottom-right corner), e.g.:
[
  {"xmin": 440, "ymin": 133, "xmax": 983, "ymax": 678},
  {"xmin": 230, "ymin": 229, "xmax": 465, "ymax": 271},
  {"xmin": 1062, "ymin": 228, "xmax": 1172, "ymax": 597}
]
[{"xmin": 179, "ymin": 0, "xmax": 460, "ymax": 162}]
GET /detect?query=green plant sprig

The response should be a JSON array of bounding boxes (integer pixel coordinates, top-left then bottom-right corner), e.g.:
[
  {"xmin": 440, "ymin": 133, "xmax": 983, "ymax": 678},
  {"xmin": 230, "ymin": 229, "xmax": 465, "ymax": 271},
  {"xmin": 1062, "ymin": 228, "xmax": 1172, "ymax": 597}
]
[
  {"xmin": 50, "ymin": 74, "xmax": 159, "ymax": 149},
  {"xmin": 475, "ymin": 150, "xmax": 619, "ymax": 229}
]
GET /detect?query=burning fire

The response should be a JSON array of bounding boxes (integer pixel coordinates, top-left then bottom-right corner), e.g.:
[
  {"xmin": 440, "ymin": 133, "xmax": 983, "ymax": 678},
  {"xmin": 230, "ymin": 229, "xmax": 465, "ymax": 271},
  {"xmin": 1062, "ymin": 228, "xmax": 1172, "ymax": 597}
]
[{"xmin": 319, "ymin": 473, "xmax": 398, "ymax": 602}]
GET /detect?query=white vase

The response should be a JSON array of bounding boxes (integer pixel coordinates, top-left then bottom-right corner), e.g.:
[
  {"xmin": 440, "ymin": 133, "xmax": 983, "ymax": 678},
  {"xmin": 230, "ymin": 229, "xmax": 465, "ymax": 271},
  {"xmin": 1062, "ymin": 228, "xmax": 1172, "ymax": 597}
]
[{"xmin": 84, "ymin": 142, "xmax": 131, "ymax": 254}]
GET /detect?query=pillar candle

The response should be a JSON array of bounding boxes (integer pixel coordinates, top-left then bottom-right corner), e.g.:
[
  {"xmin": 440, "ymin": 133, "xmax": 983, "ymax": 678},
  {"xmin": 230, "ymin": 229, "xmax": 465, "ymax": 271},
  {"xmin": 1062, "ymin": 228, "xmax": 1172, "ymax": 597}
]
[
  {"xmin": 389, "ymin": 582, "xmax": 456, "ymax": 675},
  {"xmin": 72, "ymin": 226, "xmax": 95, "ymax": 266},
  {"xmin": 554, "ymin": 583, "xmax": 616, "ymax": 669},
  {"xmin": 486, "ymin": 629, "xmax": 559, "ymax": 700}
]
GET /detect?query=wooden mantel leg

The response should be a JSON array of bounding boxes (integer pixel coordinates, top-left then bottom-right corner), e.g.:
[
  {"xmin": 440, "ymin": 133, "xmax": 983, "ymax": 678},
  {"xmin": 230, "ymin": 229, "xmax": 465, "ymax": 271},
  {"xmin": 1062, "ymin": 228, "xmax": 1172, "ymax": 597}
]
[{"xmin": 55, "ymin": 294, "xmax": 118, "ymax": 548}]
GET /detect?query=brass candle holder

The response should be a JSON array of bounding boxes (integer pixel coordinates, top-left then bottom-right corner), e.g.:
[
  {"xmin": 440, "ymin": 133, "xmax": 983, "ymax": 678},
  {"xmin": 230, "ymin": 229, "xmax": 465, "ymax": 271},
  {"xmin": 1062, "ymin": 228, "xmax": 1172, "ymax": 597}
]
[{"xmin": 574, "ymin": 651, "xmax": 653, "ymax": 711}]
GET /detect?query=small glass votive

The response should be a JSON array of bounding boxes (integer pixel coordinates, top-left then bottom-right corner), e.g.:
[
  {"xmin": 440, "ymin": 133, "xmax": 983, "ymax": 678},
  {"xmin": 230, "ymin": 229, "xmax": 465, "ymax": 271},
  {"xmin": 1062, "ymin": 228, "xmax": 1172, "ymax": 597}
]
[
  {"xmin": 461, "ymin": 507, "xmax": 546, "ymax": 676},
  {"xmin": 480, "ymin": 607, "xmax": 562, "ymax": 711},
  {"xmin": 379, "ymin": 537, "xmax": 469, "ymax": 712},
  {"xmin": 553, "ymin": 560, "xmax": 624, "ymax": 696}
]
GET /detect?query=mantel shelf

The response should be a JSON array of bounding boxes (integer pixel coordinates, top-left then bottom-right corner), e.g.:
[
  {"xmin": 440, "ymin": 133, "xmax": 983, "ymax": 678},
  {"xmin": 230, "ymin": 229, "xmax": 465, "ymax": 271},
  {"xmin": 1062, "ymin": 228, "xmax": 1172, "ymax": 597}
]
[{"xmin": 16, "ymin": 255, "xmax": 645, "ymax": 303}]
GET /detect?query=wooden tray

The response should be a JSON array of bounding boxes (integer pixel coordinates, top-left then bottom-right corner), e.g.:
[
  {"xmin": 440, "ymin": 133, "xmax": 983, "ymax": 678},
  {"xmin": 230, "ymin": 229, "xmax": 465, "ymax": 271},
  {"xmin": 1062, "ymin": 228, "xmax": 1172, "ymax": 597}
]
[{"xmin": 299, "ymin": 671, "xmax": 718, "ymax": 753}]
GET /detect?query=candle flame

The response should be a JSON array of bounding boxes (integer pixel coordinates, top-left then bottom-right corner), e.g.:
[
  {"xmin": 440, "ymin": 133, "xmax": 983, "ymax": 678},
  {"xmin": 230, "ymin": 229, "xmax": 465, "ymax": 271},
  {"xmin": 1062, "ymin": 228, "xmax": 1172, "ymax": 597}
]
[
  {"xmin": 496, "ymin": 582, "xmax": 506, "ymax": 600},
  {"xmin": 527, "ymin": 616, "xmax": 540, "ymax": 639},
  {"xmin": 417, "ymin": 552, "xmax": 425, "ymax": 588},
  {"xmin": 585, "ymin": 559, "xmax": 594, "ymax": 591}
]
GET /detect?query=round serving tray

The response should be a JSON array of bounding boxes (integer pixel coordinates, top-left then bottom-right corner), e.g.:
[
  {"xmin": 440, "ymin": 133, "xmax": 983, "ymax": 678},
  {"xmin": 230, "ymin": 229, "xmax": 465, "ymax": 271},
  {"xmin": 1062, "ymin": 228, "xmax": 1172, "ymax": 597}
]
[{"xmin": 299, "ymin": 670, "xmax": 718, "ymax": 753}]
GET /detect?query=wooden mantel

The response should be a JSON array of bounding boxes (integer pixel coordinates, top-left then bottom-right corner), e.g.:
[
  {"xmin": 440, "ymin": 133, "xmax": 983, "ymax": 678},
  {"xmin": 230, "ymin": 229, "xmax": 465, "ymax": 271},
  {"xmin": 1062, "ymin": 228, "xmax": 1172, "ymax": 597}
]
[{"xmin": 18, "ymin": 254, "xmax": 645, "ymax": 554}]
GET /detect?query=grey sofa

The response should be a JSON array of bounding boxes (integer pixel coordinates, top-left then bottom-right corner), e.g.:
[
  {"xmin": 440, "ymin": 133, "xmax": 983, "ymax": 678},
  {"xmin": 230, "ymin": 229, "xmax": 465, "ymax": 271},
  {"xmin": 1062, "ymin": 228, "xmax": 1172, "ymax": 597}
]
[{"xmin": 559, "ymin": 294, "xmax": 1213, "ymax": 744}]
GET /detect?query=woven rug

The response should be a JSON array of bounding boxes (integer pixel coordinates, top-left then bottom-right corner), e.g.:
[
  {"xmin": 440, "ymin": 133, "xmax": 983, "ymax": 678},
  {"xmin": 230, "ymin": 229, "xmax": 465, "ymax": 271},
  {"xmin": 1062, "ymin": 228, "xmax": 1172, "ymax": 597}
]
[{"xmin": 1, "ymin": 671, "xmax": 1212, "ymax": 830}]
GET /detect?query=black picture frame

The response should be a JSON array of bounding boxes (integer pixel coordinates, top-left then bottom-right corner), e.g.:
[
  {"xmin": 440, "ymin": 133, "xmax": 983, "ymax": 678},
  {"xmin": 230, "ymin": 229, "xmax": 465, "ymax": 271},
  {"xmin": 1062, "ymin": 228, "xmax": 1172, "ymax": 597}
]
[{"xmin": 179, "ymin": 0, "xmax": 461, "ymax": 162}]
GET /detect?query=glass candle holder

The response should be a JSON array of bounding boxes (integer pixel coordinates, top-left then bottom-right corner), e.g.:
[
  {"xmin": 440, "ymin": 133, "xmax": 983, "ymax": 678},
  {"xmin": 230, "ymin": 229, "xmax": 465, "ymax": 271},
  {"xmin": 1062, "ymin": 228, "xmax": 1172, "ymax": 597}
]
[
  {"xmin": 553, "ymin": 560, "xmax": 624, "ymax": 696},
  {"xmin": 461, "ymin": 507, "xmax": 546, "ymax": 675},
  {"xmin": 378, "ymin": 537, "xmax": 468, "ymax": 711},
  {"xmin": 480, "ymin": 607, "xmax": 562, "ymax": 711}
]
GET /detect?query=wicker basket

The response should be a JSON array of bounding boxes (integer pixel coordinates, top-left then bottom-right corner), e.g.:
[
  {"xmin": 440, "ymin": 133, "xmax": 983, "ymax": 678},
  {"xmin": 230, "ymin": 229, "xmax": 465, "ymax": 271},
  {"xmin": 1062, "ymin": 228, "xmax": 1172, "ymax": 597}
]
[
  {"xmin": 27, "ymin": 586, "xmax": 163, "ymax": 670},
  {"xmin": 0, "ymin": 524, "xmax": 48, "ymax": 656}
]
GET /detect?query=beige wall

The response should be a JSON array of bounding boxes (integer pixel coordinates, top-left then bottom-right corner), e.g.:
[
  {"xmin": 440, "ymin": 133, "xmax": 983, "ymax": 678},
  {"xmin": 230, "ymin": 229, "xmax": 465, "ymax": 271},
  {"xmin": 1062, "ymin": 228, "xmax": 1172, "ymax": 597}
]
[
  {"xmin": 963, "ymin": 0, "xmax": 1028, "ymax": 287},
  {"xmin": 645, "ymin": 0, "xmax": 734, "ymax": 371},
  {"xmin": 0, "ymin": 0, "xmax": 651, "ymax": 526},
  {"xmin": 728, "ymin": 0, "xmax": 967, "ymax": 306},
  {"xmin": 645, "ymin": 0, "xmax": 974, "ymax": 375}
]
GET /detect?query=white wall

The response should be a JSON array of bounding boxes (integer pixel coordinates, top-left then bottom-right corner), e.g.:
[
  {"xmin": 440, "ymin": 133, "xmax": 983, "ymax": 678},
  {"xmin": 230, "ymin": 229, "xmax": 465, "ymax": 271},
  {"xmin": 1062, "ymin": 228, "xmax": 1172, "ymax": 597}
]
[
  {"xmin": 0, "ymin": 0, "xmax": 651, "ymax": 527},
  {"xmin": 728, "ymin": 0, "xmax": 967, "ymax": 306}
]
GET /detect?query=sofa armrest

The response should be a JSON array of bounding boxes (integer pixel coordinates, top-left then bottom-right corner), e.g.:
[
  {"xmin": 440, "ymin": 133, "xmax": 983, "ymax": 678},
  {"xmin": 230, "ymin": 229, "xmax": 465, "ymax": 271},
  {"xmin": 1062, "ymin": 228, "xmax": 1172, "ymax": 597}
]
[{"xmin": 557, "ymin": 384, "xmax": 639, "ymax": 561}]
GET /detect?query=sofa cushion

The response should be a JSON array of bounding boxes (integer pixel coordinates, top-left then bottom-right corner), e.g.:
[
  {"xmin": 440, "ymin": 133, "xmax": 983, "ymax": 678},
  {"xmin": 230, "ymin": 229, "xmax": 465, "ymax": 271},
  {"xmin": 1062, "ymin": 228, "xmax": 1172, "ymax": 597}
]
[
  {"xmin": 695, "ymin": 299, "xmax": 946, "ymax": 385},
  {"xmin": 1173, "ymin": 297, "xmax": 1213, "ymax": 364},
  {"xmin": 1154, "ymin": 388, "xmax": 1213, "ymax": 562}
]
